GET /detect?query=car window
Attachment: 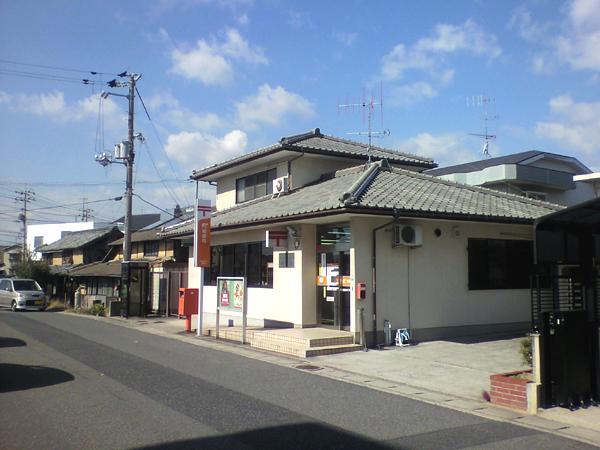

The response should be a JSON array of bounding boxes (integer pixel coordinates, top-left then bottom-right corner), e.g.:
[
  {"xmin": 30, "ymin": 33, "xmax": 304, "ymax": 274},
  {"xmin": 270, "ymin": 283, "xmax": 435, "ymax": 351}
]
[
  {"xmin": 0, "ymin": 280, "xmax": 6, "ymax": 290},
  {"xmin": 13, "ymin": 280, "xmax": 42, "ymax": 291}
]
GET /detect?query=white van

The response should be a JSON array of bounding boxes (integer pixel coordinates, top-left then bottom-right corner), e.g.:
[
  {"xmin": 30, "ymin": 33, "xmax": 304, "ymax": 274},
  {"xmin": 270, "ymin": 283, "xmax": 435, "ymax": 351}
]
[{"xmin": 0, "ymin": 279, "xmax": 47, "ymax": 311}]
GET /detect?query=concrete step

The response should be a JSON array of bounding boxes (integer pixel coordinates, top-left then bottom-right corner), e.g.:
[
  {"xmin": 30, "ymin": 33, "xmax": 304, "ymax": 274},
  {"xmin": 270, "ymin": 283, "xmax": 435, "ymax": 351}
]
[{"xmin": 206, "ymin": 327, "xmax": 361, "ymax": 358}]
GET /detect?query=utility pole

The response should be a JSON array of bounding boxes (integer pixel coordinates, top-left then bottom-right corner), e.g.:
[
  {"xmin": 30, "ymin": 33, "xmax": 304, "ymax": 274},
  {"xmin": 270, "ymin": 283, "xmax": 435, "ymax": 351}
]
[
  {"xmin": 80, "ymin": 198, "xmax": 94, "ymax": 222},
  {"xmin": 15, "ymin": 189, "xmax": 35, "ymax": 258},
  {"xmin": 95, "ymin": 71, "xmax": 142, "ymax": 317}
]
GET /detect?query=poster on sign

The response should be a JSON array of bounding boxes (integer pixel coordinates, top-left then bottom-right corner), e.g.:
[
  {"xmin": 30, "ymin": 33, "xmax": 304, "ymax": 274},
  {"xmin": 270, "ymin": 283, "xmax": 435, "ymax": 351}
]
[
  {"xmin": 194, "ymin": 199, "xmax": 211, "ymax": 268},
  {"xmin": 216, "ymin": 277, "xmax": 247, "ymax": 344}
]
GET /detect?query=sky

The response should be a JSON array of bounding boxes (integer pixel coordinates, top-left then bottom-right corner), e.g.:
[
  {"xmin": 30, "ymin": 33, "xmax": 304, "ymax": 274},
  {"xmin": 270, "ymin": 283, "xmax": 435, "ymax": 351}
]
[{"xmin": 1, "ymin": 0, "xmax": 600, "ymax": 244}]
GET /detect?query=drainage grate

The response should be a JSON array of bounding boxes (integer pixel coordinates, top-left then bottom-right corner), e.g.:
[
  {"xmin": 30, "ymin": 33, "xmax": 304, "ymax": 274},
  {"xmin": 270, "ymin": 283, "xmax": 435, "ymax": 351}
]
[{"xmin": 295, "ymin": 364, "xmax": 323, "ymax": 371}]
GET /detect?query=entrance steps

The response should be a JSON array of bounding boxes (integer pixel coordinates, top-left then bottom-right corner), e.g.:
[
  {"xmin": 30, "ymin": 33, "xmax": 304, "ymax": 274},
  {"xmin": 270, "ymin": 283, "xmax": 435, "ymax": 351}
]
[{"xmin": 205, "ymin": 326, "xmax": 362, "ymax": 358}]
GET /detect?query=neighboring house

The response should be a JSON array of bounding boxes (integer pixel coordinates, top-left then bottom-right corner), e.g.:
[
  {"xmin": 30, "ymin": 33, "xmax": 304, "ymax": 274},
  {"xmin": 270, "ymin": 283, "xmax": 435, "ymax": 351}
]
[
  {"xmin": 106, "ymin": 211, "xmax": 192, "ymax": 316},
  {"xmin": 27, "ymin": 214, "xmax": 160, "ymax": 261},
  {"xmin": 27, "ymin": 221, "xmax": 96, "ymax": 260},
  {"xmin": 38, "ymin": 227, "xmax": 123, "ymax": 304},
  {"xmin": 425, "ymin": 151, "xmax": 597, "ymax": 206},
  {"xmin": 172, "ymin": 128, "xmax": 562, "ymax": 344},
  {"xmin": 0, "ymin": 244, "xmax": 22, "ymax": 276}
]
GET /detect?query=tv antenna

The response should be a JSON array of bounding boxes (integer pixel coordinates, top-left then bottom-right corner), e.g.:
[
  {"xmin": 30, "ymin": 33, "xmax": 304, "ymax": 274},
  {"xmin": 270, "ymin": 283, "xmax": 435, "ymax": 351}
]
[
  {"xmin": 467, "ymin": 95, "xmax": 497, "ymax": 158},
  {"xmin": 338, "ymin": 83, "xmax": 390, "ymax": 162}
]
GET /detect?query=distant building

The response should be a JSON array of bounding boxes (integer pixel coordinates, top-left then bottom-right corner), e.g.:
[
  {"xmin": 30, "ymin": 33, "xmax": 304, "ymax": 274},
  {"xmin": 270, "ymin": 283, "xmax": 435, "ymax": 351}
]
[
  {"xmin": 27, "ymin": 214, "xmax": 162, "ymax": 260},
  {"xmin": 0, "ymin": 244, "xmax": 22, "ymax": 276},
  {"xmin": 425, "ymin": 151, "xmax": 598, "ymax": 206}
]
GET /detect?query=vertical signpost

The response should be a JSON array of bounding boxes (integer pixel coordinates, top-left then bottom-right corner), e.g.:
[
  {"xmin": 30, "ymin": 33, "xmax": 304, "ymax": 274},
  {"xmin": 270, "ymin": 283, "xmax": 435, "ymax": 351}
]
[
  {"xmin": 194, "ymin": 199, "xmax": 211, "ymax": 337},
  {"xmin": 216, "ymin": 277, "xmax": 247, "ymax": 344}
]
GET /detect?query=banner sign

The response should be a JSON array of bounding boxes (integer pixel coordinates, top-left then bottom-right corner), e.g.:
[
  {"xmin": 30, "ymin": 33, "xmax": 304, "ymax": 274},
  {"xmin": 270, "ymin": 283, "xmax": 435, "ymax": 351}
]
[
  {"xmin": 194, "ymin": 199, "xmax": 211, "ymax": 268},
  {"xmin": 217, "ymin": 277, "xmax": 245, "ymax": 311}
]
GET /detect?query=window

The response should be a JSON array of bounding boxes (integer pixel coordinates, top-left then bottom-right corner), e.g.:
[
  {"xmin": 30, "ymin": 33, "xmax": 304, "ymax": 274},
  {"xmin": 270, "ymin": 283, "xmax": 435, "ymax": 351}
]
[
  {"xmin": 62, "ymin": 250, "xmax": 73, "ymax": 265},
  {"xmin": 144, "ymin": 241, "xmax": 159, "ymax": 257},
  {"xmin": 468, "ymin": 239, "xmax": 533, "ymax": 290},
  {"xmin": 204, "ymin": 242, "xmax": 273, "ymax": 288},
  {"xmin": 34, "ymin": 236, "xmax": 44, "ymax": 249},
  {"xmin": 236, "ymin": 168, "xmax": 278, "ymax": 203}
]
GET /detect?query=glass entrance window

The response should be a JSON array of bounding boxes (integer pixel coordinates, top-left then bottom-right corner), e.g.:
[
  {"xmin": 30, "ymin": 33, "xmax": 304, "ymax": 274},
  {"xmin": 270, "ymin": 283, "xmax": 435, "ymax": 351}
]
[{"xmin": 316, "ymin": 224, "xmax": 351, "ymax": 330}]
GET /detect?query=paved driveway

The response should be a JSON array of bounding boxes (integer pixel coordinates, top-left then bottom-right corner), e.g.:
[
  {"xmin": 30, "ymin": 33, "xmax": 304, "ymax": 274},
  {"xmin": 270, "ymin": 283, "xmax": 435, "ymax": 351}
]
[{"xmin": 314, "ymin": 334, "xmax": 529, "ymax": 401}]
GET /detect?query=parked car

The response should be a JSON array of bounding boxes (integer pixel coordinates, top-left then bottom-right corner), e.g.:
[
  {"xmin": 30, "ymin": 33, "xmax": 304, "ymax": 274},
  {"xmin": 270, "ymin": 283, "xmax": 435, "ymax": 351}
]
[{"xmin": 0, "ymin": 278, "xmax": 47, "ymax": 311}]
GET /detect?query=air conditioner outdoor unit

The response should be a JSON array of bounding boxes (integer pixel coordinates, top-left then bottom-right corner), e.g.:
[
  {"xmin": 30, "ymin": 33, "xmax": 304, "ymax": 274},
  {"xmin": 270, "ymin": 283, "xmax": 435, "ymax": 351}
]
[
  {"xmin": 272, "ymin": 176, "xmax": 289, "ymax": 194},
  {"xmin": 393, "ymin": 224, "xmax": 423, "ymax": 247}
]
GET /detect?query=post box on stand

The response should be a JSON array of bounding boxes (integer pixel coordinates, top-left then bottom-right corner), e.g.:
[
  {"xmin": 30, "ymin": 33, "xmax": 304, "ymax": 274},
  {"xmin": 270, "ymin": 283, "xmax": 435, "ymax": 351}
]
[{"xmin": 179, "ymin": 288, "xmax": 198, "ymax": 332}]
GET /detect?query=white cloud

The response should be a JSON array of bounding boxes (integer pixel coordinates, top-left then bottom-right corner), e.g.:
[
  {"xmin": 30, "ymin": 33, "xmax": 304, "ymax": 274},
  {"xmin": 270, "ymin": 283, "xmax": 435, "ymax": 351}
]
[
  {"xmin": 511, "ymin": 0, "xmax": 600, "ymax": 73},
  {"xmin": 535, "ymin": 94, "xmax": 600, "ymax": 154},
  {"xmin": 220, "ymin": 28, "xmax": 267, "ymax": 64},
  {"xmin": 396, "ymin": 132, "xmax": 479, "ymax": 167},
  {"xmin": 389, "ymin": 82, "xmax": 438, "ymax": 107},
  {"xmin": 164, "ymin": 129, "xmax": 247, "ymax": 166},
  {"xmin": 146, "ymin": 92, "xmax": 224, "ymax": 131},
  {"xmin": 169, "ymin": 28, "xmax": 266, "ymax": 86},
  {"xmin": 237, "ymin": 13, "xmax": 249, "ymax": 25},
  {"xmin": 235, "ymin": 84, "xmax": 314, "ymax": 129},
  {"xmin": 287, "ymin": 10, "xmax": 311, "ymax": 29},
  {"xmin": 0, "ymin": 90, "xmax": 123, "ymax": 127},
  {"xmin": 381, "ymin": 19, "xmax": 501, "ymax": 81},
  {"xmin": 332, "ymin": 31, "xmax": 357, "ymax": 47}
]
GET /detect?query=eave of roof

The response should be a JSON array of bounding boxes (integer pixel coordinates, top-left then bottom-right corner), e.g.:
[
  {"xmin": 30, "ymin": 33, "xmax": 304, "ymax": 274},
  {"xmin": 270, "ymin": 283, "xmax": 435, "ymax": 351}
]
[{"xmin": 204, "ymin": 161, "xmax": 563, "ymax": 231}]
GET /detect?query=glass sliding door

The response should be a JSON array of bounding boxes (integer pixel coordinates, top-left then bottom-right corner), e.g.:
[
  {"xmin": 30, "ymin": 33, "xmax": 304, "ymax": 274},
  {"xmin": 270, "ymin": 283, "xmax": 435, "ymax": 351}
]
[{"xmin": 316, "ymin": 225, "xmax": 351, "ymax": 330}]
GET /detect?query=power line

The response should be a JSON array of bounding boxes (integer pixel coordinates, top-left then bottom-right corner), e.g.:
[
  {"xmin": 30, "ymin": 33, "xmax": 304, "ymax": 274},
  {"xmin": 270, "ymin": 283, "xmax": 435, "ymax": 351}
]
[
  {"xmin": 136, "ymin": 87, "xmax": 191, "ymax": 206},
  {"xmin": 0, "ymin": 179, "xmax": 188, "ymax": 187},
  {"xmin": 133, "ymin": 193, "xmax": 186, "ymax": 222},
  {"xmin": 0, "ymin": 69, "xmax": 102, "ymax": 86},
  {"xmin": 0, "ymin": 58, "xmax": 116, "ymax": 76}
]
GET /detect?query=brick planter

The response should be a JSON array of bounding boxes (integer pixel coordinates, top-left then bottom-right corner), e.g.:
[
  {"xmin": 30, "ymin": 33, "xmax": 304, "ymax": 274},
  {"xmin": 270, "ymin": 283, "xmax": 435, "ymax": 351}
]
[{"xmin": 490, "ymin": 370, "xmax": 537, "ymax": 414}]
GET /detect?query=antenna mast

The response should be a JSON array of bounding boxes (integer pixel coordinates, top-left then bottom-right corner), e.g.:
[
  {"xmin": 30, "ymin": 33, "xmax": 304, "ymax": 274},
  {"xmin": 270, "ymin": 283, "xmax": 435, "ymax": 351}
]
[
  {"xmin": 338, "ymin": 83, "xmax": 390, "ymax": 162},
  {"xmin": 467, "ymin": 95, "xmax": 497, "ymax": 158}
]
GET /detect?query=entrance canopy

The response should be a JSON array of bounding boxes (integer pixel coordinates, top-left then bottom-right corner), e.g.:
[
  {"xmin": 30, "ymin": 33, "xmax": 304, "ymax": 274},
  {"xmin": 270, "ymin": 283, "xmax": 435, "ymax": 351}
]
[{"xmin": 535, "ymin": 196, "xmax": 600, "ymax": 230}]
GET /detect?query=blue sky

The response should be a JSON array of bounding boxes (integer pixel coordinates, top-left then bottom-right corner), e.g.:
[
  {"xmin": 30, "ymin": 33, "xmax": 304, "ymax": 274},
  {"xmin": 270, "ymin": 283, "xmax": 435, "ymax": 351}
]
[{"xmin": 1, "ymin": 0, "xmax": 600, "ymax": 242}]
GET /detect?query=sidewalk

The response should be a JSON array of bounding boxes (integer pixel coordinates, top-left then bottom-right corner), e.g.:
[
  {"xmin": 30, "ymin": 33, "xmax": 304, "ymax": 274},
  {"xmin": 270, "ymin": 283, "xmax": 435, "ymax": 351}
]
[{"xmin": 87, "ymin": 314, "xmax": 600, "ymax": 447}]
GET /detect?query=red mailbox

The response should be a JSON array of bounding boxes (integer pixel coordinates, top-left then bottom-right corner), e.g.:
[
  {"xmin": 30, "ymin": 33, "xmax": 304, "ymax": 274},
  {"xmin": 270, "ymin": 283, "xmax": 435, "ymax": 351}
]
[{"xmin": 178, "ymin": 288, "xmax": 198, "ymax": 332}]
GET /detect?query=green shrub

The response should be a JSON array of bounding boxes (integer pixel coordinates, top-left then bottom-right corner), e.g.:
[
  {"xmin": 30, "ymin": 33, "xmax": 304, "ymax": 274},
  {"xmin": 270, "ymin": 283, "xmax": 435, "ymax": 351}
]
[
  {"xmin": 90, "ymin": 303, "xmax": 105, "ymax": 317},
  {"xmin": 519, "ymin": 337, "xmax": 532, "ymax": 367}
]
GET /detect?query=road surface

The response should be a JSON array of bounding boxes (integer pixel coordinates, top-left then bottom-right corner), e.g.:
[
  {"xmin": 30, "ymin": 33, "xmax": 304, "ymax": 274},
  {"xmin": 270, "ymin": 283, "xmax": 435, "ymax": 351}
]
[{"xmin": 0, "ymin": 310, "xmax": 594, "ymax": 449}]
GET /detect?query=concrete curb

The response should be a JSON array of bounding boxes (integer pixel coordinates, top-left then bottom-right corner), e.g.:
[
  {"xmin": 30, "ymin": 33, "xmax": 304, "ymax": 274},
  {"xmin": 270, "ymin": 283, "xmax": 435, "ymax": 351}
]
[{"xmin": 60, "ymin": 312, "xmax": 600, "ymax": 448}]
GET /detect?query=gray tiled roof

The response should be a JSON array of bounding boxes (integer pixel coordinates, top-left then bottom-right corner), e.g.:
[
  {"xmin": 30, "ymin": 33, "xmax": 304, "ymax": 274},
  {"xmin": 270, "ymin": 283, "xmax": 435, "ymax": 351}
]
[
  {"xmin": 38, "ymin": 227, "xmax": 121, "ymax": 253},
  {"xmin": 209, "ymin": 162, "xmax": 562, "ymax": 229},
  {"xmin": 191, "ymin": 128, "xmax": 436, "ymax": 179},
  {"xmin": 425, "ymin": 150, "xmax": 591, "ymax": 176}
]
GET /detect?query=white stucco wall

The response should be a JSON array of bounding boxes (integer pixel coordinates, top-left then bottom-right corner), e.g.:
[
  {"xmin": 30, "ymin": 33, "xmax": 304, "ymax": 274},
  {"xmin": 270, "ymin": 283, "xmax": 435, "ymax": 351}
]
[
  {"xmin": 187, "ymin": 224, "xmax": 316, "ymax": 328},
  {"xmin": 351, "ymin": 216, "xmax": 534, "ymax": 340}
]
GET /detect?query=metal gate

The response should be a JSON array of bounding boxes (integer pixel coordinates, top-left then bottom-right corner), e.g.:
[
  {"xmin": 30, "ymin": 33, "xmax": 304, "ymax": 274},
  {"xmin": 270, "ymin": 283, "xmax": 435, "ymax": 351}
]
[
  {"xmin": 532, "ymin": 267, "xmax": 600, "ymax": 408},
  {"xmin": 532, "ymin": 198, "xmax": 600, "ymax": 409}
]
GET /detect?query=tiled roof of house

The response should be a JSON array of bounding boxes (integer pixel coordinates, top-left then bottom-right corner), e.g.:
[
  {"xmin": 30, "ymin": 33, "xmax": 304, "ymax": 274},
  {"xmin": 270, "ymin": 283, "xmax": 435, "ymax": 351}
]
[
  {"xmin": 191, "ymin": 128, "xmax": 436, "ymax": 180},
  {"xmin": 37, "ymin": 227, "xmax": 121, "ymax": 253},
  {"xmin": 163, "ymin": 161, "xmax": 563, "ymax": 235}
]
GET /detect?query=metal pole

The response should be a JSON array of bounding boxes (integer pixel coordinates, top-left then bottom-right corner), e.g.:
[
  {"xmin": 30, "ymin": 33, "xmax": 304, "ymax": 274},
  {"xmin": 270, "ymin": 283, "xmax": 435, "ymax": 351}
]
[{"xmin": 123, "ymin": 74, "xmax": 136, "ymax": 317}]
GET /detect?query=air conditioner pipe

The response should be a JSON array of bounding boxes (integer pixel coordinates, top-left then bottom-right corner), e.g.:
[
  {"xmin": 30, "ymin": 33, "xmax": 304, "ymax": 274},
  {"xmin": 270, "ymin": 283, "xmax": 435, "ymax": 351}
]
[{"xmin": 371, "ymin": 209, "xmax": 400, "ymax": 348}]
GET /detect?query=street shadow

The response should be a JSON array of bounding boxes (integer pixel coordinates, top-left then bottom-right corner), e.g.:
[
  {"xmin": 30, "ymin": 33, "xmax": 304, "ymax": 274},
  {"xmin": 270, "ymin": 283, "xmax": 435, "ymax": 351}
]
[
  {"xmin": 0, "ymin": 363, "xmax": 74, "ymax": 393},
  {"xmin": 132, "ymin": 422, "xmax": 396, "ymax": 450},
  {"xmin": 0, "ymin": 337, "xmax": 27, "ymax": 348}
]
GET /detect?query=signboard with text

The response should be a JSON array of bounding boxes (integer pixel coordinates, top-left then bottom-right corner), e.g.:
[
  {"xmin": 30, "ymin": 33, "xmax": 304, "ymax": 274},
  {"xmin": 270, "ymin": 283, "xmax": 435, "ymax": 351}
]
[{"xmin": 194, "ymin": 199, "xmax": 211, "ymax": 268}]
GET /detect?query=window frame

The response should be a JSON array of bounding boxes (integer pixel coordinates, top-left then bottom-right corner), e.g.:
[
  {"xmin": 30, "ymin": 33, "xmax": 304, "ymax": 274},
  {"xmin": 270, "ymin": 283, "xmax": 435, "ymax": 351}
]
[
  {"xmin": 144, "ymin": 241, "xmax": 159, "ymax": 257},
  {"xmin": 467, "ymin": 238, "xmax": 533, "ymax": 290},
  {"xmin": 204, "ymin": 241, "xmax": 273, "ymax": 288},
  {"xmin": 235, "ymin": 168, "xmax": 278, "ymax": 204}
]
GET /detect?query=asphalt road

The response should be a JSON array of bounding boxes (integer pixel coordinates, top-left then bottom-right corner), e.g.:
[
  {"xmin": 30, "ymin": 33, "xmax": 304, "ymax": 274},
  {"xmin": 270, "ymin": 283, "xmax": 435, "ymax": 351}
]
[{"xmin": 0, "ymin": 310, "xmax": 595, "ymax": 450}]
